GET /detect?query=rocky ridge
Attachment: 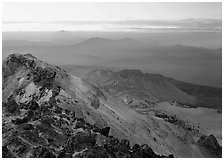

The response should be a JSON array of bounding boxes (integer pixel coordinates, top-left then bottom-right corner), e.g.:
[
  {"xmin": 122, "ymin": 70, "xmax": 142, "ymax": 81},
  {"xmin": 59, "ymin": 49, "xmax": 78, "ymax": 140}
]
[{"xmin": 2, "ymin": 53, "xmax": 173, "ymax": 158}]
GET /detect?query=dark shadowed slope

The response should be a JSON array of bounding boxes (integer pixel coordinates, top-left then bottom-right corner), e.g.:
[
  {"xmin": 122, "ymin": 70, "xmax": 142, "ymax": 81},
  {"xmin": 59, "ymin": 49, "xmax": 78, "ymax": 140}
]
[{"xmin": 166, "ymin": 77, "xmax": 222, "ymax": 110}]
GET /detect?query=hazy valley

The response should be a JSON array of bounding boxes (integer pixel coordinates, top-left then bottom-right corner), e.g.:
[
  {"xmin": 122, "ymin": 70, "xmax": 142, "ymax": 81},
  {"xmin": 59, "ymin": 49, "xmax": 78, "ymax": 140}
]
[{"xmin": 2, "ymin": 32, "xmax": 222, "ymax": 88}]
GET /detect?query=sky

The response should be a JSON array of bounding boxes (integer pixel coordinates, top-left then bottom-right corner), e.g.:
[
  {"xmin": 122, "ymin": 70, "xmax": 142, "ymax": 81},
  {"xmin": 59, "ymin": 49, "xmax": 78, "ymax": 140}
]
[{"xmin": 2, "ymin": 2, "xmax": 222, "ymax": 31}]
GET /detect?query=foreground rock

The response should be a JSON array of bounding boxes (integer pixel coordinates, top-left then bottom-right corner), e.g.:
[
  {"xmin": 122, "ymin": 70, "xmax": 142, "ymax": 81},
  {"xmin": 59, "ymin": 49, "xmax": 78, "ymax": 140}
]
[{"xmin": 197, "ymin": 134, "xmax": 222, "ymax": 158}]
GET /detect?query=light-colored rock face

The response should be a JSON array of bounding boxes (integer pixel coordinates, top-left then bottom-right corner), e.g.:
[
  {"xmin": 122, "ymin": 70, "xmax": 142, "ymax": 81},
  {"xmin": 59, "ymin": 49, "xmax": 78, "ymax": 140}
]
[
  {"xmin": 17, "ymin": 82, "xmax": 40, "ymax": 103},
  {"xmin": 70, "ymin": 75, "xmax": 89, "ymax": 94},
  {"xmin": 38, "ymin": 89, "xmax": 52, "ymax": 105},
  {"xmin": 14, "ymin": 81, "xmax": 53, "ymax": 106},
  {"xmin": 2, "ymin": 54, "xmax": 221, "ymax": 158}
]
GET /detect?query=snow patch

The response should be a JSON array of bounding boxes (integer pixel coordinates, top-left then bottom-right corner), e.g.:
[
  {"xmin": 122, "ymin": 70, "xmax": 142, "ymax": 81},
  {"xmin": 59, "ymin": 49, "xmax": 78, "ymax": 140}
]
[
  {"xmin": 58, "ymin": 89, "xmax": 72, "ymax": 99},
  {"xmin": 72, "ymin": 148, "xmax": 87, "ymax": 157},
  {"xmin": 123, "ymin": 98, "xmax": 128, "ymax": 104},
  {"xmin": 38, "ymin": 89, "xmax": 53, "ymax": 105},
  {"xmin": 18, "ymin": 77, "xmax": 25, "ymax": 87},
  {"xmin": 18, "ymin": 82, "xmax": 40, "ymax": 103},
  {"xmin": 70, "ymin": 75, "xmax": 89, "ymax": 93}
]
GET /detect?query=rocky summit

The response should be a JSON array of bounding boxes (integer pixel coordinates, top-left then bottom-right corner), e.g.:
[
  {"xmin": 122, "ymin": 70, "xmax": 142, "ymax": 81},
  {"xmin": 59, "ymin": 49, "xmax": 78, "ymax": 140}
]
[{"xmin": 2, "ymin": 53, "xmax": 221, "ymax": 158}]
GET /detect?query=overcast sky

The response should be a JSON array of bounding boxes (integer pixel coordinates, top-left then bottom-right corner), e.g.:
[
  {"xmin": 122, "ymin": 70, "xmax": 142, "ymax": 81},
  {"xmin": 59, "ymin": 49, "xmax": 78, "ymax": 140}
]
[{"xmin": 3, "ymin": 2, "xmax": 222, "ymax": 32}]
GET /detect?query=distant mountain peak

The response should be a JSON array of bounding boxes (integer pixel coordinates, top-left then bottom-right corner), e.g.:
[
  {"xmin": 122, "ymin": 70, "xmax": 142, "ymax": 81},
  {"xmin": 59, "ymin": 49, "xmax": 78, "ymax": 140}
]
[
  {"xmin": 121, "ymin": 37, "xmax": 133, "ymax": 40},
  {"xmin": 85, "ymin": 37, "xmax": 112, "ymax": 42},
  {"xmin": 79, "ymin": 37, "xmax": 138, "ymax": 45},
  {"xmin": 119, "ymin": 37, "xmax": 135, "ymax": 41},
  {"xmin": 119, "ymin": 69, "xmax": 143, "ymax": 77}
]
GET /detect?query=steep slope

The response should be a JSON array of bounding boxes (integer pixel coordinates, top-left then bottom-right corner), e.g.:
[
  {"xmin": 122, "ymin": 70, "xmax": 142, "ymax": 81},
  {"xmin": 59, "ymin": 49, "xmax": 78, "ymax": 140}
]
[
  {"xmin": 2, "ymin": 54, "xmax": 221, "ymax": 158},
  {"xmin": 2, "ymin": 53, "xmax": 172, "ymax": 158}
]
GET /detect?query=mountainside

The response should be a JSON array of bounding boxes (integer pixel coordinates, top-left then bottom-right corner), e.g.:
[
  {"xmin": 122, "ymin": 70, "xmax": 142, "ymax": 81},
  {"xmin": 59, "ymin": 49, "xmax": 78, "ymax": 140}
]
[
  {"xmin": 2, "ymin": 53, "xmax": 222, "ymax": 158},
  {"xmin": 2, "ymin": 53, "xmax": 172, "ymax": 158},
  {"xmin": 166, "ymin": 77, "xmax": 222, "ymax": 110},
  {"xmin": 84, "ymin": 69, "xmax": 221, "ymax": 110}
]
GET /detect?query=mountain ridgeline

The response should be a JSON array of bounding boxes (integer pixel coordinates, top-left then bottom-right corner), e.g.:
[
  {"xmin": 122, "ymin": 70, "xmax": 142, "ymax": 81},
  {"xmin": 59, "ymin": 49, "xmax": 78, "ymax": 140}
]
[{"xmin": 84, "ymin": 68, "xmax": 221, "ymax": 111}]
